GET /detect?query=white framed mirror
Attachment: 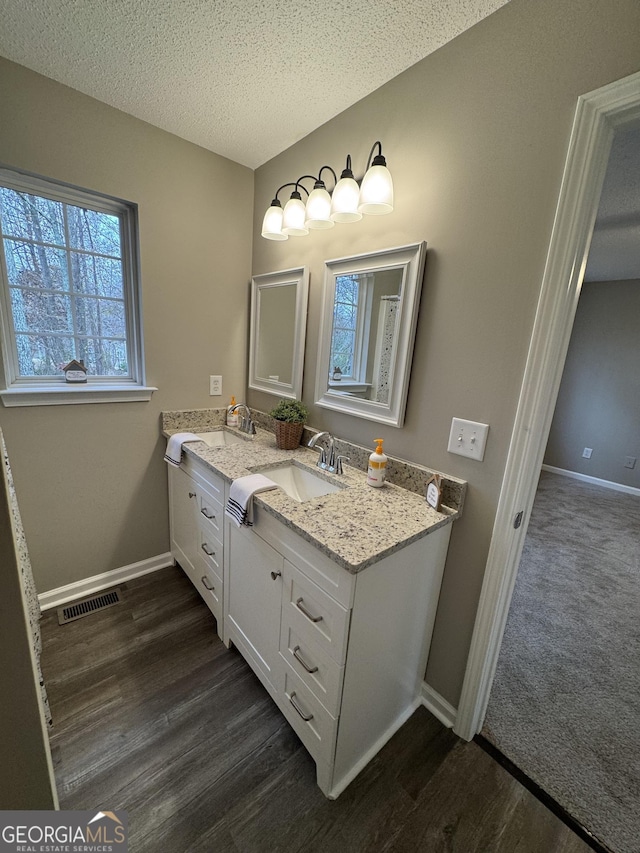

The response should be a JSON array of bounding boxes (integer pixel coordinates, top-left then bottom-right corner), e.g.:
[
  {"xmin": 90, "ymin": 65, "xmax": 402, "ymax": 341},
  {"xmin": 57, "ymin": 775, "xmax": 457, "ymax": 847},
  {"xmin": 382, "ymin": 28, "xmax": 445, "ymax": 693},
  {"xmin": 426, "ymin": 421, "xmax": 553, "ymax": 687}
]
[
  {"xmin": 315, "ymin": 242, "xmax": 426, "ymax": 427},
  {"xmin": 249, "ymin": 266, "xmax": 309, "ymax": 399}
]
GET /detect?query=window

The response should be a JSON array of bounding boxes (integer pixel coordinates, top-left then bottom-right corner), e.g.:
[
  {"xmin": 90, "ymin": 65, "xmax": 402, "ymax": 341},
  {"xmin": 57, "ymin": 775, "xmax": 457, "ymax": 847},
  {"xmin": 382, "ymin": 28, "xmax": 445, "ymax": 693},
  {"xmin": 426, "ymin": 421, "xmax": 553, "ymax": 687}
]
[
  {"xmin": 329, "ymin": 273, "xmax": 373, "ymax": 382},
  {"xmin": 0, "ymin": 168, "xmax": 153, "ymax": 406}
]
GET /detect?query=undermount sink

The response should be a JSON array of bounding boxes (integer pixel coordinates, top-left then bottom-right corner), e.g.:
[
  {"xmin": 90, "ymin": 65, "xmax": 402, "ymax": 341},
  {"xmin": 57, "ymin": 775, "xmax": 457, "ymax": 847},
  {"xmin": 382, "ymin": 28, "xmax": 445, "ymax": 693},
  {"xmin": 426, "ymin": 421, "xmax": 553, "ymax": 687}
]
[
  {"xmin": 255, "ymin": 461, "xmax": 344, "ymax": 503},
  {"xmin": 195, "ymin": 429, "xmax": 249, "ymax": 447}
]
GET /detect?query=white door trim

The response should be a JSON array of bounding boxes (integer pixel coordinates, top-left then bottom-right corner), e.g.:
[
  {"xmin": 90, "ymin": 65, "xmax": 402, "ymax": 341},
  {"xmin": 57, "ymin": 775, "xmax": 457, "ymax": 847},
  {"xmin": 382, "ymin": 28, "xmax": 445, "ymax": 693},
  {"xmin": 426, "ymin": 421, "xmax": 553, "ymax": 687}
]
[{"xmin": 454, "ymin": 70, "xmax": 640, "ymax": 742}]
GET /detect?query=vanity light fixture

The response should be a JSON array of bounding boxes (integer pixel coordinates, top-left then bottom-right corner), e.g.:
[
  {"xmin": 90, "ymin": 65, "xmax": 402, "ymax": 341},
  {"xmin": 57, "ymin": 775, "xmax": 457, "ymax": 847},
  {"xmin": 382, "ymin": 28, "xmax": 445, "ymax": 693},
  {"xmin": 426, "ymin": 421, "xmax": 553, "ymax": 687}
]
[{"xmin": 261, "ymin": 141, "xmax": 394, "ymax": 240}]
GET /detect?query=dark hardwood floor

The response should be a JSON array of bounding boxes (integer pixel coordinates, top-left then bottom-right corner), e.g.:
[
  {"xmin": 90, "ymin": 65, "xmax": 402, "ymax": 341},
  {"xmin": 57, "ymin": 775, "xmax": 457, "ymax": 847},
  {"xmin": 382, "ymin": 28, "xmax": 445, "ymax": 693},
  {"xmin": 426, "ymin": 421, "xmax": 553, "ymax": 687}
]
[{"xmin": 41, "ymin": 566, "xmax": 593, "ymax": 853}]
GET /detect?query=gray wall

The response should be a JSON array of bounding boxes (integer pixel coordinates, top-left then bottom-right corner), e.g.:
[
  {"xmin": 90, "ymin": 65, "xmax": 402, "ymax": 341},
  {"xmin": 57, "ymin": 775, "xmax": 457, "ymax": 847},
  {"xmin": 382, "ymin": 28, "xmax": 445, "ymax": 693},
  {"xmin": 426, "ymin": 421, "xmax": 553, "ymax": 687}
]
[
  {"xmin": 0, "ymin": 57, "xmax": 254, "ymax": 594},
  {"xmin": 250, "ymin": 0, "xmax": 640, "ymax": 705},
  {"xmin": 545, "ymin": 279, "xmax": 640, "ymax": 487}
]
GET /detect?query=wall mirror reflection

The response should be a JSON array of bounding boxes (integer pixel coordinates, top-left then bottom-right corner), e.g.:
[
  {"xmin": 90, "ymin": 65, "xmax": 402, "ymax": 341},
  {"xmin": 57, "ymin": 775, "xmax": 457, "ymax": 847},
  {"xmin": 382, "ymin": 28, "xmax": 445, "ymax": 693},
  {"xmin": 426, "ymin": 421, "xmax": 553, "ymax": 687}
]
[
  {"xmin": 249, "ymin": 266, "xmax": 309, "ymax": 399},
  {"xmin": 315, "ymin": 243, "xmax": 426, "ymax": 427}
]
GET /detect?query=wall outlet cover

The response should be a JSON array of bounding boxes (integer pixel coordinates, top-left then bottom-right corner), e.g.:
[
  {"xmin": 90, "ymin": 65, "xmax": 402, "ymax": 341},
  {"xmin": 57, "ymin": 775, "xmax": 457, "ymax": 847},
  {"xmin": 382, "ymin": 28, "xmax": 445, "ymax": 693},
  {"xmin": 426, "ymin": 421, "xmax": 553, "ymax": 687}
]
[
  {"xmin": 582, "ymin": 447, "xmax": 593, "ymax": 459},
  {"xmin": 209, "ymin": 375, "xmax": 222, "ymax": 396}
]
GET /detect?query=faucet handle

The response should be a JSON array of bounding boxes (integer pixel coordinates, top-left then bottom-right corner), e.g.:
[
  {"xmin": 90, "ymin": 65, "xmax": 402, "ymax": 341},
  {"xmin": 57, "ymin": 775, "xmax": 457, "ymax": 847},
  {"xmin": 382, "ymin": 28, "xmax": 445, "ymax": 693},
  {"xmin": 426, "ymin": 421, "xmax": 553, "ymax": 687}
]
[
  {"xmin": 311, "ymin": 445, "xmax": 327, "ymax": 465},
  {"xmin": 336, "ymin": 456, "xmax": 350, "ymax": 475}
]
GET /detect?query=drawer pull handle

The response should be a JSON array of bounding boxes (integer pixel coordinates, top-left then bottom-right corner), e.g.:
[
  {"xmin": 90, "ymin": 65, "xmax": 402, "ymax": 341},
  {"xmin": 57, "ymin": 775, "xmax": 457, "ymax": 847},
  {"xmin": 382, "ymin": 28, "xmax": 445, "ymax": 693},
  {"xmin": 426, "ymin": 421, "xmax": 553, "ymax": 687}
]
[
  {"xmin": 201, "ymin": 543, "xmax": 215, "ymax": 557},
  {"xmin": 189, "ymin": 491, "xmax": 197, "ymax": 498},
  {"xmin": 292, "ymin": 645, "xmax": 318, "ymax": 674},
  {"xmin": 201, "ymin": 508, "xmax": 216, "ymax": 520},
  {"xmin": 271, "ymin": 570, "xmax": 282, "ymax": 580},
  {"xmin": 289, "ymin": 692, "xmax": 313, "ymax": 722},
  {"xmin": 296, "ymin": 597, "xmax": 323, "ymax": 623},
  {"xmin": 200, "ymin": 575, "xmax": 215, "ymax": 591}
]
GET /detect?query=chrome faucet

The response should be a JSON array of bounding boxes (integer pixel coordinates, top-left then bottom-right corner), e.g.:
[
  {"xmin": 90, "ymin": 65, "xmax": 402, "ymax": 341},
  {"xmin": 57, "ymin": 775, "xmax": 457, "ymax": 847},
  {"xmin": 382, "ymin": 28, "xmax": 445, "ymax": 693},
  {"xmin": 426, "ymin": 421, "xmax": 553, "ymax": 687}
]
[
  {"xmin": 308, "ymin": 431, "xmax": 334, "ymax": 467},
  {"xmin": 307, "ymin": 431, "xmax": 349, "ymax": 474},
  {"xmin": 230, "ymin": 402, "xmax": 256, "ymax": 435}
]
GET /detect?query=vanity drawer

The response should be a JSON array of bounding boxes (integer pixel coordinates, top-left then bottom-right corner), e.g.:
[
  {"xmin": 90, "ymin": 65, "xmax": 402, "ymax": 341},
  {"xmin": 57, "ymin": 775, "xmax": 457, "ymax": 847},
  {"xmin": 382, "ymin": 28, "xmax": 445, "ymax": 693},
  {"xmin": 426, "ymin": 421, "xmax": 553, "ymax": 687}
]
[
  {"xmin": 197, "ymin": 524, "xmax": 223, "ymax": 577},
  {"xmin": 280, "ymin": 623, "xmax": 344, "ymax": 717},
  {"xmin": 196, "ymin": 485, "xmax": 224, "ymax": 540},
  {"xmin": 279, "ymin": 666, "xmax": 338, "ymax": 767},
  {"xmin": 182, "ymin": 457, "xmax": 225, "ymax": 505},
  {"xmin": 282, "ymin": 560, "xmax": 350, "ymax": 665},
  {"xmin": 196, "ymin": 562, "xmax": 223, "ymax": 620},
  {"xmin": 180, "ymin": 551, "xmax": 222, "ymax": 622}
]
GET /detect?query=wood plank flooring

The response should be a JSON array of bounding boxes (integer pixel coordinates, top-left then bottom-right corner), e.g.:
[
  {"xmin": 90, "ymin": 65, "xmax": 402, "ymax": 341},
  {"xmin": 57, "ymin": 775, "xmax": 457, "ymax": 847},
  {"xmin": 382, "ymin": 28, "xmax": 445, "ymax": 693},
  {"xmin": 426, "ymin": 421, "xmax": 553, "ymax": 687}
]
[{"xmin": 41, "ymin": 566, "xmax": 593, "ymax": 853}]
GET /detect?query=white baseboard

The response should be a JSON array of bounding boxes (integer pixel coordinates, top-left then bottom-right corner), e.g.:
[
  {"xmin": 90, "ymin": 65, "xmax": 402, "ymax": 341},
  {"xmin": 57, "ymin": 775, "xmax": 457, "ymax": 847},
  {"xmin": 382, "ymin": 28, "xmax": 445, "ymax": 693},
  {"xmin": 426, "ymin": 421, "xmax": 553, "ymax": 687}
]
[
  {"xmin": 542, "ymin": 464, "xmax": 640, "ymax": 497},
  {"xmin": 422, "ymin": 682, "xmax": 457, "ymax": 729},
  {"xmin": 38, "ymin": 552, "xmax": 175, "ymax": 611}
]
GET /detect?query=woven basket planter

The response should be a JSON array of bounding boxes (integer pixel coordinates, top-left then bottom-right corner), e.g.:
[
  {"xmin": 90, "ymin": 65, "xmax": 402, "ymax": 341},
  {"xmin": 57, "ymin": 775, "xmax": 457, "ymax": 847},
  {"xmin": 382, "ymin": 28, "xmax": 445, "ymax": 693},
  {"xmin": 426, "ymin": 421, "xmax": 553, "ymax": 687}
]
[{"xmin": 273, "ymin": 420, "xmax": 304, "ymax": 450}]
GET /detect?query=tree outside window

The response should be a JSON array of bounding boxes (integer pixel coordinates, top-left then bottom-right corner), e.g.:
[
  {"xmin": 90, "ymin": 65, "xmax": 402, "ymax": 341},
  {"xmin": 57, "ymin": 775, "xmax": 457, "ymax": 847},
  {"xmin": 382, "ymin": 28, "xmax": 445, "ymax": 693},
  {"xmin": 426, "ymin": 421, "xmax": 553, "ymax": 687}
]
[{"xmin": 0, "ymin": 186, "xmax": 128, "ymax": 378}]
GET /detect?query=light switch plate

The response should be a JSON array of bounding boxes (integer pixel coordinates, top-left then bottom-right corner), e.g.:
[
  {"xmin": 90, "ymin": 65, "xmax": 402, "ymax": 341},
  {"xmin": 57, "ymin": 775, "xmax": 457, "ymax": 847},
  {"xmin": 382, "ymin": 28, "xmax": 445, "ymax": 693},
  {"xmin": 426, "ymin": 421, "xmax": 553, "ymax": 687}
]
[{"xmin": 448, "ymin": 418, "xmax": 489, "ymax": 461}]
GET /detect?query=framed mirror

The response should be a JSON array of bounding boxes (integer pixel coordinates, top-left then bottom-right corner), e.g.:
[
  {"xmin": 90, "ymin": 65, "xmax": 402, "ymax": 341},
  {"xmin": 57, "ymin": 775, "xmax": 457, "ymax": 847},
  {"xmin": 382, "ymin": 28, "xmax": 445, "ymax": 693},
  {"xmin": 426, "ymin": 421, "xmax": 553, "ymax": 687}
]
[
  {"xmin": 315, "ymin": 242, "xmax": 426, "ymax": 427},
  {"xmin": 249, "ymin": 266, "xmax": 309, "ymax": 399}
]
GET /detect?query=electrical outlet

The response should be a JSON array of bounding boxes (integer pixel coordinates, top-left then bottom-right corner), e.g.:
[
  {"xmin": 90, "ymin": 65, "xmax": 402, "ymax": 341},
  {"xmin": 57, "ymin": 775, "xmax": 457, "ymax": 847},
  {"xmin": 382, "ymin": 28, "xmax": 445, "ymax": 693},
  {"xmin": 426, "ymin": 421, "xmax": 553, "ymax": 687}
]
[
  {"xmin": 447, "ymin": 418, "xmax": 489, "ymax": 461},
  {"xmin": 624, "ymin": 456, "xmax": 636, "ymax": 469},
  {"xmin": 582, "ymin": 447, "xmax": 593, "ymax": 459},
  {"xmin": 209, "ymin": 375, "xmax": 222, "ymax": 396}
]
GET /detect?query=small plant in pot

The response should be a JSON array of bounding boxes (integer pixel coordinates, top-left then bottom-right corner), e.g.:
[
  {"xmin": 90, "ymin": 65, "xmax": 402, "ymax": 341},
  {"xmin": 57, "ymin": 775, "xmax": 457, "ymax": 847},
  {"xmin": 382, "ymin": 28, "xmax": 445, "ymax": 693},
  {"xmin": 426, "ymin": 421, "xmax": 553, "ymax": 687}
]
[{"xmin": 269, "ymin": 399, "xmax": 308, "ymax": 450}]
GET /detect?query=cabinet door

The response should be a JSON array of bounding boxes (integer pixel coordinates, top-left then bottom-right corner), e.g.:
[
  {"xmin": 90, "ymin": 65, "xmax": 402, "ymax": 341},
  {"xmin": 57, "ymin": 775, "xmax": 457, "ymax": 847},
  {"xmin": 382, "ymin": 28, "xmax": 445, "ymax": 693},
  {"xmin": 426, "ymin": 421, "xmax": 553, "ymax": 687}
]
[
  {"xmin": 226, "ymin": 522, "xmax": 284, "ymax": 694},
  {"xmin": 168, "ymin": 465, "xmax": 199, "ymax": 574}
]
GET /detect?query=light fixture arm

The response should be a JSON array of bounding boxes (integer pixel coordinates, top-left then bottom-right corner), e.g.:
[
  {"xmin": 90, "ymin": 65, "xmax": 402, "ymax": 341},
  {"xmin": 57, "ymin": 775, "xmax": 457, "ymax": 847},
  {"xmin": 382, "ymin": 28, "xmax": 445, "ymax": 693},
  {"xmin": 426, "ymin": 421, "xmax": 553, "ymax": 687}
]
[
  {"xmin": 338, "ymin": 154, "xmax": 355, "ymax": 180},
  {"xmin": 316, "ymin": 165, "xmax": 338, "ymax": 191},
  {"xmin": 292, "ymin": 176, "xmax": 316, "ymax": 195},
  {"xmin": 365, "ymin": 140, "xmax": 387, "ymax": 171}
]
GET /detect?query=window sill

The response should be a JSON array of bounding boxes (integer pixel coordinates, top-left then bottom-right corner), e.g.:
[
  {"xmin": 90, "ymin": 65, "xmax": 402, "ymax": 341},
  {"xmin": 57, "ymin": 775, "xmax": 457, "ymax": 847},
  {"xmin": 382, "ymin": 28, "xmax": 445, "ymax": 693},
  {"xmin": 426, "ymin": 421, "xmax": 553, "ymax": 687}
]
[{"xmin": 1, "ymin": 384, "xmax": 157, "ymax": 407}]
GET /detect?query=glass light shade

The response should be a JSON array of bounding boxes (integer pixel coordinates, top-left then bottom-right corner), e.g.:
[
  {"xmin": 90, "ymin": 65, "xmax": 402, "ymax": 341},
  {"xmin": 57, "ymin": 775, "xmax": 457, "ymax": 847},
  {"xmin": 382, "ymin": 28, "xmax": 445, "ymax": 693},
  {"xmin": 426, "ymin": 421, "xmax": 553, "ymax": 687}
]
[
  {"xmin": 305, "ymin": 187, "xmax": 334, "ymax": 230},
  {"xmin": 358, "ymin": 165, "xmax": 394, "ymax": 215},
  {"xmin": 261, "ymin": 204, "xmax": 288, "ymax": 241},
  {"xmin": 330, "ymin": 177, "xmax": 363, "ymax": 223},
  {"xmin": 282, "ymin": 196, "xmax": 309, "ymax": 236}
]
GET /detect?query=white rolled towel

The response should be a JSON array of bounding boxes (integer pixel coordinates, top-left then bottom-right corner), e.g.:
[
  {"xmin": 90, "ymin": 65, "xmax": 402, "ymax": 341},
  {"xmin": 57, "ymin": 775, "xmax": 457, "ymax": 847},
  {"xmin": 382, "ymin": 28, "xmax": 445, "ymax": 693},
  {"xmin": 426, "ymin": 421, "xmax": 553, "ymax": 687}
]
[
  {"xmin": 225, "ymin": 474, "xmax": 277, "ymax": 527},
  {"xmin": 164, "ymin": 432, "xmax": 202, "ymax": 466}
]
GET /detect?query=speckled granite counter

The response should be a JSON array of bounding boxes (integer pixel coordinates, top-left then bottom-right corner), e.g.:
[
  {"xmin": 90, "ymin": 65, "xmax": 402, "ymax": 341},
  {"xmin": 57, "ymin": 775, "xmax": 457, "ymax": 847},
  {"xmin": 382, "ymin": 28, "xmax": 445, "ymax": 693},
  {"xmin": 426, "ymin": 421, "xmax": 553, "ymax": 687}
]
[{"xmin": 162, "ymin": 409, "xmax": 466, "ymax": 574}]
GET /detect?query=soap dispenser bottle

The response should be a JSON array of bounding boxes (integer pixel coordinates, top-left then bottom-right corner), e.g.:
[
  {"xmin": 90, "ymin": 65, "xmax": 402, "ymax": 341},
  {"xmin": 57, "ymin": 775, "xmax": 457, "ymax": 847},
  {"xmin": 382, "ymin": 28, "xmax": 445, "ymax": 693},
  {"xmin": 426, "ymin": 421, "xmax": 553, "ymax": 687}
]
[
  {"xmin": 367, "ymin": 438, "xmax": 387, "ymax": 488},
  {"xmin": 226, "ymin": 396, "xmax": 239, "ymax": 427}
]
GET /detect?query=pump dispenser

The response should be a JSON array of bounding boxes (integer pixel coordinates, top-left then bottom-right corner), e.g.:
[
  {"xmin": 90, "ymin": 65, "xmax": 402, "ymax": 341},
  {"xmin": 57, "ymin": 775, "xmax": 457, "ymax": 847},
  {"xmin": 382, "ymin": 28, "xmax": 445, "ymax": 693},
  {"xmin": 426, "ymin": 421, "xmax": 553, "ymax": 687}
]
[
  {"xmin": 226, "ymin": 395, "xmax": 239, "ymax": 427},
  {"xmin": 367, "ymin": 438, "xmax": 387, "ymax": 487}
]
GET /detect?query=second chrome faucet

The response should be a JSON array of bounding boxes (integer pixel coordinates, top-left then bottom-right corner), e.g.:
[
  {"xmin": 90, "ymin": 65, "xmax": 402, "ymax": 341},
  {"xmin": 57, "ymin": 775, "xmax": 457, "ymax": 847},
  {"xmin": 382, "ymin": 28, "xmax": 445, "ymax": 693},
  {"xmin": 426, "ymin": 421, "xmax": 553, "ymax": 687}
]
[{"xmin": 307, "ymin": 431, "xmax": 349, "ymax": 475}]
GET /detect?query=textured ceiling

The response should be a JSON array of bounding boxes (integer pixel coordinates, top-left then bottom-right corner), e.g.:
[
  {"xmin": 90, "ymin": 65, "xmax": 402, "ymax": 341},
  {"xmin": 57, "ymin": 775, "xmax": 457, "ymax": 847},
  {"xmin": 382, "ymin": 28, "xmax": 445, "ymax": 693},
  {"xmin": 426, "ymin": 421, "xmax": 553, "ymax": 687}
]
[
  {"xmin": 585, "ymin": 124, "xmax": 640, "ymax": 282},
  {"xmin": 0, "ymin": 0, "xmax": 510, "ymax": 168}
]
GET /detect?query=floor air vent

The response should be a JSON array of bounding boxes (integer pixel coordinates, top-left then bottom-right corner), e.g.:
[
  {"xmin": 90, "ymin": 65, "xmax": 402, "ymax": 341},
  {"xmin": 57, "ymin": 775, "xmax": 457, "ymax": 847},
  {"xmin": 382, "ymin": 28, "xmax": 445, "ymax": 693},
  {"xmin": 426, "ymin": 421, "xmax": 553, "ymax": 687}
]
[{"xmin": 57, "ymin": 588, "xmax": 122, "ymax": 625}]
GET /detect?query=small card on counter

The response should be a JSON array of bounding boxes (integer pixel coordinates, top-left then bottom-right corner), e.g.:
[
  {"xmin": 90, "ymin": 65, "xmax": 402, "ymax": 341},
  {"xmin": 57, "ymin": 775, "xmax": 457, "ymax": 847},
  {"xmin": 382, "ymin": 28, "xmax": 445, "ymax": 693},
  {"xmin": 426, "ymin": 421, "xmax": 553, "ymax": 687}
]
[{"xmin": 425, "ymin": 474, "xmax": 442, "ymax": 511}]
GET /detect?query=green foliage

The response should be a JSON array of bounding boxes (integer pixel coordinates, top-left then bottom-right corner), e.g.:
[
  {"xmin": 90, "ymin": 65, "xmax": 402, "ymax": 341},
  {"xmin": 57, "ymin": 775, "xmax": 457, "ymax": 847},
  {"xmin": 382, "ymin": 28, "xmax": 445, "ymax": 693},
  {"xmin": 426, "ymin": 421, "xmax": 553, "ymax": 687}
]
[{"xmin": 269, "ymin": 398, "xmax": 308, "ymax": 423}]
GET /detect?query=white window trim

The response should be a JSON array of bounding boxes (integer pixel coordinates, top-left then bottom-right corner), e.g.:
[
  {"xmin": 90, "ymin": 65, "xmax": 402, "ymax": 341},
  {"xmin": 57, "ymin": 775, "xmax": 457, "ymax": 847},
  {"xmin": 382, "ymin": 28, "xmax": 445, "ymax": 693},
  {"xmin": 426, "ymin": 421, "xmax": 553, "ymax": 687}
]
[
  {"xmin": 0, "ymin": 167, "xmax": 155, "ymax": 406},
  {"xmin": 331, "ymin": 273, "xmax": 374, "ymax": 383}
]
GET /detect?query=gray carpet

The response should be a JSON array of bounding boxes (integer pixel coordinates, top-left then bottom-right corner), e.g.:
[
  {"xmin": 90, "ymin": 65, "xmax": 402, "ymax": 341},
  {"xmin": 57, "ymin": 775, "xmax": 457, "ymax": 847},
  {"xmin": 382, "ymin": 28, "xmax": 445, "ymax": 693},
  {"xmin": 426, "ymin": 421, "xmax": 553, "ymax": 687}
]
[{"xmin": 483, "ymin": 470, "xmax": 640, "ymax": 853}]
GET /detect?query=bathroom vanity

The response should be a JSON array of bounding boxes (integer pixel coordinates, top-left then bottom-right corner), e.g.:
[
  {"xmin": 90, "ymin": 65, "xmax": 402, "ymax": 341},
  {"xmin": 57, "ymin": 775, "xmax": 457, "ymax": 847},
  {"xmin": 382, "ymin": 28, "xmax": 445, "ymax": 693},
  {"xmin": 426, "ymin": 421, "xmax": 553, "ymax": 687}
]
[{"xmin": 166, "ymin": 418, "xmax": 465, "ymax": 799}]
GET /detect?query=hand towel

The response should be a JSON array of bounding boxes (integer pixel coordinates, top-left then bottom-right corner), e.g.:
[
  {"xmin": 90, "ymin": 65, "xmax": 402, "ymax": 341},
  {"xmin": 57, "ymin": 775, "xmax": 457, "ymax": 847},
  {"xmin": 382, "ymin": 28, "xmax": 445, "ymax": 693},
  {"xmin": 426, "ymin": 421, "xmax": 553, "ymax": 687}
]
[
  {"xmin": 225, "ymin": 474, "xmax": 278, "ymax": 527},
  {"xmin": 164, "ymin": 432, "xmax": 202, "ymax": 466}
]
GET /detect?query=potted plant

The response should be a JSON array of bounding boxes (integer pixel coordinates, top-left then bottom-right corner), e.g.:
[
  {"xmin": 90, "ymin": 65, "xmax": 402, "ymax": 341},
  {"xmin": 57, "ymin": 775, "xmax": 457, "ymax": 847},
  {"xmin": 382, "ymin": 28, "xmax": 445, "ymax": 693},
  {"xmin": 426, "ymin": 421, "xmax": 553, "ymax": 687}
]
[{"xmin": 269, "ymin": 398, "xmax": 308, "ymax": 450}]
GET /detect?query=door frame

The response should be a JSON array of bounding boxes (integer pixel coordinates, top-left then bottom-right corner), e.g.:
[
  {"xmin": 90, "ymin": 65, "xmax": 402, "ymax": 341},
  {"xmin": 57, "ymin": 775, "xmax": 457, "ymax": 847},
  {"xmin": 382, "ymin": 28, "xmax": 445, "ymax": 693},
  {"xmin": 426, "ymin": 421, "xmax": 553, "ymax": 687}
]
[{"xmin": 454, "ymin": 70, "xmax": 640, "ymax": 741}]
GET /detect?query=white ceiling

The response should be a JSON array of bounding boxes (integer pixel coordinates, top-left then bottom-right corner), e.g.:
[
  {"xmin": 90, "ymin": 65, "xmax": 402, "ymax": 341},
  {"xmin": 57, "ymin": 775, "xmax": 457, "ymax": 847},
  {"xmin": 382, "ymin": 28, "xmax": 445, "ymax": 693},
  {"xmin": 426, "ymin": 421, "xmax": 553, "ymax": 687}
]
[
  {"xmin": 1, "ymin": 0, "xmax": 635, "ymax": 280},
  {"xmin": 585, "ymin": 125, "xmax": 640, "ymax": 282},
  {"xmin": 0, "ymin": 0, "xmax": 510, "ymax": 169}
]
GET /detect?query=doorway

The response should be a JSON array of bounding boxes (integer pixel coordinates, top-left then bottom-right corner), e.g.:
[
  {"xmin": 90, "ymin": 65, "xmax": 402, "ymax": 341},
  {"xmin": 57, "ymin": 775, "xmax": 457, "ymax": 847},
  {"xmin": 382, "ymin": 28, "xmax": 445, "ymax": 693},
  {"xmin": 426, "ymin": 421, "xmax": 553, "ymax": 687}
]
[
  {"xmin": 481, "ymin": 121, "xmax": 640, "ymax": 853},
  {"xmin": 454, "ymin": 70, "xmax": 640, "ymax": 739}
]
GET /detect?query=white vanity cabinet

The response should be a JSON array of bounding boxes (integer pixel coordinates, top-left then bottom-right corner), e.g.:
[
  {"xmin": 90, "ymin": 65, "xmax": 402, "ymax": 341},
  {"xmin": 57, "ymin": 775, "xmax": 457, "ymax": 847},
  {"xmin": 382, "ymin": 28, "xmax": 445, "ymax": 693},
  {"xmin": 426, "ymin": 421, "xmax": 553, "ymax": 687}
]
[
  {"xmin": 226, "ymin": 521, "xmax": 284, "ymax": 693},
  {"xmin": 168, "ymin": 457, "xmax": 225, "ymax": 637},
  {"xmin": 223, "ymin": 500, "xmax": 453, "ymax": 800}
]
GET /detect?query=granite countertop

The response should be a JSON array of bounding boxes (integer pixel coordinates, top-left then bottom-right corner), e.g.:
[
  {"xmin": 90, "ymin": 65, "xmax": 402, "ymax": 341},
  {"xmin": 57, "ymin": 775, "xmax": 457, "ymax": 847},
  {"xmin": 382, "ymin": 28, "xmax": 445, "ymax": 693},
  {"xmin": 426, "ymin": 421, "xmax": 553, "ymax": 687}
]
[{"xmin": 165, "ymin": 421, "xmax": 465, "ymax": 574}]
